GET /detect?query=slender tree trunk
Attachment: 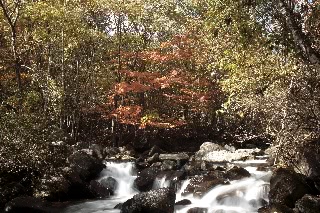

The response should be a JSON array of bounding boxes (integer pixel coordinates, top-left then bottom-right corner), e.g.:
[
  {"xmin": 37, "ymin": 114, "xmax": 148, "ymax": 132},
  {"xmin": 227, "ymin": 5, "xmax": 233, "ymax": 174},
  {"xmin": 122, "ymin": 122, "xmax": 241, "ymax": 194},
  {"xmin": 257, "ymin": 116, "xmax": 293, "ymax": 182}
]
[
  {"xmin": 0, "ymin": 0, "xmax": 23, "ymax": 106},
  {"xmin": 112, "ymin": 12, "xmax": 123, "ymax": 147}
]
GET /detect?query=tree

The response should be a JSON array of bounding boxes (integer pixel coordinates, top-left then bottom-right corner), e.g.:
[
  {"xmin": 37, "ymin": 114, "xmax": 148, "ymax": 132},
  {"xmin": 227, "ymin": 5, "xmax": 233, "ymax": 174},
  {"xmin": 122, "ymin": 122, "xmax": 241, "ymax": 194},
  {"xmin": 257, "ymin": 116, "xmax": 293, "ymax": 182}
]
[{"xmin": 0, "ymin": 0, "xmax": 23, "ymax": 106}]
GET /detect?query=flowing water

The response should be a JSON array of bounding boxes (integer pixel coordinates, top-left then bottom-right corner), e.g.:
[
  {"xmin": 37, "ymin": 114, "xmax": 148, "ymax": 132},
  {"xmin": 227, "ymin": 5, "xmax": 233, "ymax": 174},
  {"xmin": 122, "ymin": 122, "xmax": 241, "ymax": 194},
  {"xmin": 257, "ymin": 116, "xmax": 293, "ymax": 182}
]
[
  {"xmin": 62, "ymin": 159, "xmax": 271, "ymax": 213},
  {"xmin": 63, "ymin": 162, "xmax": 138, "ymax": 213}
]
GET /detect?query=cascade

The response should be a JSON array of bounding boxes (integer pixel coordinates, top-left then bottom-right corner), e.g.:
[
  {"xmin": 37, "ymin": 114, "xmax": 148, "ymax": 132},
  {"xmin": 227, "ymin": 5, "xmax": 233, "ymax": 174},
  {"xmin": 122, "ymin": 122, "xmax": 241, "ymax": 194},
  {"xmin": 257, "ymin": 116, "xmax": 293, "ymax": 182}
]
[{"xmin": 63, "ymin": 159, "xmax": 271, "ymax": 213}]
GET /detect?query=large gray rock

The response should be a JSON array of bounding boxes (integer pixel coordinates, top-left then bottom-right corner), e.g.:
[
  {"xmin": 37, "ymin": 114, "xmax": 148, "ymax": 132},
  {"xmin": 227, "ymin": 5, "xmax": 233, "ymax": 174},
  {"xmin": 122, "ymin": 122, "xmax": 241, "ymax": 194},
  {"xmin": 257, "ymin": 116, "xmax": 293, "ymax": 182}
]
[
  {"xmin": 100, "ymin": 177, "xmax": 118, "ymax": 195},
  {"xmin": 195, "ymin": 142, "xmax": 224, "ymax": 159},
  {"xmin": 295, "ymin": 194, "xmax": 320, "ymax": 213},
  {"xmin": 88, "ymin": 180, "xmax": 112, "ymax": 198},
  {"xmin": 195, "ymin": 142, "xmax": 260, "ymax": 162},
  {"xmin": 296, "ymin": 139, "xmax": 320, "ymax": 178},
  {"xmin": 120, "ymin": 188, "xmax": 176, "ymax": 213},
  {"xmin": 269, "ymin": 168, "xmax": 317, "ymax": 208},
  {"xmin": 68, "ymin": 151, "xmax": 105, "ymax": 182}
]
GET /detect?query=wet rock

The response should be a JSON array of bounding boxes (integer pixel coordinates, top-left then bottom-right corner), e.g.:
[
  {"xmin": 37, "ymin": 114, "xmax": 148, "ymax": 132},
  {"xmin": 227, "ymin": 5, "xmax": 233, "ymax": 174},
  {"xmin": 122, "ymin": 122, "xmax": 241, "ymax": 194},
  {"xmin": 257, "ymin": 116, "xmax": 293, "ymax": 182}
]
[
  {"xmin": 134, "ymin": 167, "xmax": 160, "ymax": 191},
  {"xmin": 121, "ymin": 188, "xmax": 176, "ymax": 213},
  {"xmin": 186, "ymin": 207, "xmax": 208, "ymax": 213},
  {"xmin": 295, "ymin": 194, "xmax": 320, "ymax": 213},
  {"xmin": 114, "ymin": 203, "xmax": 123, "ymax": 209},
  {"xmin": 4, "ymin": 196, "xmax": 55, "ymax": 213},
  {"xmin": 100, "ymin": 177, "xmax": 118, "ymax": 195},
  {"xmin": 88, "ymin": 180, "xmax": 111, "ymax": 198},
  {"xmin": 269, "ymin": 168, "xmax": 317, "ymax": 208},
  {"xmin": 68, "ymin": 151, "xmax": 105, "ymax": 182},
  {"xmin": 224, "ymin": 166, "xmax": 251, "ymax": 181},
  {"xmin": 182, "ymin": 175, "xmax": 229, "ymax": 197},
  {"xmin": 175, "ymin": 199, "xmax": 192, "ymax": 205},
  {"xmin": 249, "ymin": 198, "xmax": 268, "ymax": 208}
]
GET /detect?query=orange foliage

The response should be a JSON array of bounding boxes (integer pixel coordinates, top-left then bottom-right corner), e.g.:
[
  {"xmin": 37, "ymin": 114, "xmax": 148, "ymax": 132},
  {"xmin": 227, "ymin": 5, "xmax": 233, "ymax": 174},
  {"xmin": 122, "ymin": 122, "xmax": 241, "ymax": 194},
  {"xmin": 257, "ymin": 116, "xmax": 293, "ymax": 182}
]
[
  {"xmin": 115, "ymin": 81, "xmax": 151, "ymax": 94},
  {"xmin": 105, "ymin": 33, "xmax": 219, "ymax": 128},
  {"xmin": 110, "ymin": 105, "xmax": 142, "ymax": 124}
]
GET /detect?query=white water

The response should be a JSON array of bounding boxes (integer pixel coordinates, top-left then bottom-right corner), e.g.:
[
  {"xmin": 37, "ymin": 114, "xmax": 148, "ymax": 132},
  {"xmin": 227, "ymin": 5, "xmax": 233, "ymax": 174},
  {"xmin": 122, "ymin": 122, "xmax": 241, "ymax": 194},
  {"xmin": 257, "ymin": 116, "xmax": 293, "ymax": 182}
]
[
  {"xmin": 63, "ymin": 159, "xmax": 271, "ymax": 213},
  {"xmin": 63, "ymin": 162, "xmax": 138, "ymax": 213}
]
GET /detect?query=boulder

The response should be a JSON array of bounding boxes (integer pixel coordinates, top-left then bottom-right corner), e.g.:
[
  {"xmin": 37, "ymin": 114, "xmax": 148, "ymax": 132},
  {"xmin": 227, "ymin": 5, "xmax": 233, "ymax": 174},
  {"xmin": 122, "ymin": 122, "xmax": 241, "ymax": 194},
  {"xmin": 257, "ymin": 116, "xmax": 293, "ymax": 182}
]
[
  {"xmin": 224, "ymin": 166, "xmax": 251, "ymax": 181},
  {"xmin": 195, "ymin": 142, "xmax": 224, "ymax": 159},
  {"xmin": 195, "ymin": 145, "xmax": 260, "ymax": 162},
  {"xmin": 175, "ymin": 199, "xmax": 192, "ymax": 205},
  {"xmin": 68, "ymin": 151, "xmax": 105, "ymax": 182},
  {"xmin": 88, "ymin": 180, "xmax": 111, "ymax": 198},
  {"xmin": 4, "ymin": 196, "xmax": 58, "ymax": 213},
  {"xmin": 295, "ymin": 194, "xmax": 320, "ymax": 213},
  {"xmin": 182, "ymin": 175, "xmax": 229, "ymax": 197},
  {"xmin": 100, "ymin": 177, "xmax": 118, "ymax": 195},
  {"xmin": 186, "ymin": 207, "xmax": 208, "ymax": 213},
  {"xmin": 134, "ymin": 167, "xmax": 160, "ymax": 191},
  {"xmin": 296, "ymin": 139, "xmax": 320, "ymax": 178},
  {"xmin": 269, "ymin": 168, "xmax": 317, "ymax": 208},
  {"xmin": 120, "ymin": 188, "xmax": 176, "ymax": 213}
]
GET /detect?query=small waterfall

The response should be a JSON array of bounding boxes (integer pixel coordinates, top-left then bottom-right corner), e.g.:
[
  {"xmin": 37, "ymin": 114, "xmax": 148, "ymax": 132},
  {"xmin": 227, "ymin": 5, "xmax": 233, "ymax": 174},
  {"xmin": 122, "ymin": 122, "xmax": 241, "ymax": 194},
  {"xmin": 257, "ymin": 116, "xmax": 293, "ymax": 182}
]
[
  {"xmin": 63, "ymin": 161, "xmax": 138, "ymax": 213},
  {"xmin": 175, "ymin": 163, "xmax": 272, "ymax": 213},
  {"xmin": 99, "ymin": 161, "xmax": 138, "ymax": 197}
]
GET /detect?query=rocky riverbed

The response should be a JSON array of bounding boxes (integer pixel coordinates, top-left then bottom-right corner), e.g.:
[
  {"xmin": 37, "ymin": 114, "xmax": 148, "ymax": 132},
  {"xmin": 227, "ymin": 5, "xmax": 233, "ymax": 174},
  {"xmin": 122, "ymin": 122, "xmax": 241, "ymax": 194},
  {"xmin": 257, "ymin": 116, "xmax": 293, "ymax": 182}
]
[{"xmin": 2, "ymin": 140, "xmax": 320, "ymax": 213}]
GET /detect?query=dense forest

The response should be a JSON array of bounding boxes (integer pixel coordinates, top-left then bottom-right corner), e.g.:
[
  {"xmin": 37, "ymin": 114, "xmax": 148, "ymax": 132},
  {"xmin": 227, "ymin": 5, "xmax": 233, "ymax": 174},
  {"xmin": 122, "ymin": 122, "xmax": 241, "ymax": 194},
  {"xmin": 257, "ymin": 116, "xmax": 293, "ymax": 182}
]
[{"xmin": 0, "ymin": 0, "xmax": 320, "ymax": 205}]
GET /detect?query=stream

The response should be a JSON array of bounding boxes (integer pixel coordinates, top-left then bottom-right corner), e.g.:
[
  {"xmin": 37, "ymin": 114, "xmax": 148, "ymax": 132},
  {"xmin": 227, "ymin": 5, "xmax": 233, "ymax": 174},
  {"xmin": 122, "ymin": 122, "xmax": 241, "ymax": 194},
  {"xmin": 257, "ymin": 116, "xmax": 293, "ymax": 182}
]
[{"xmin": 62, "ymin": 159, "xmax": 271, "ymax": 213}]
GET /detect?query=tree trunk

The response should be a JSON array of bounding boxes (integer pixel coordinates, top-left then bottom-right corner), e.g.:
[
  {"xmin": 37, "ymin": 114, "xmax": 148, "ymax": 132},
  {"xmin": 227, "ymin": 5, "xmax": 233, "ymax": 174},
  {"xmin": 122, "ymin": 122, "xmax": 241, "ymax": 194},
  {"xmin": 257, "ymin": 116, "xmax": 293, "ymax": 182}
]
[{"xmin": 0, "ymin": 0, "xmax": 23, "ymax": 106}]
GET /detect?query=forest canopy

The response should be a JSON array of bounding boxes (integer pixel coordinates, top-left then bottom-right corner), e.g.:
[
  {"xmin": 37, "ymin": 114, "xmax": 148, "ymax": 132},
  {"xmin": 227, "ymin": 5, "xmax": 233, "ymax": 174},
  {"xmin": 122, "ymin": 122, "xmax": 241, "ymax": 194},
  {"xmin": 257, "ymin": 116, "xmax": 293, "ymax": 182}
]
[{"xmin": 0, "ymin": 0, "xmax": 320, "ymax": 170}]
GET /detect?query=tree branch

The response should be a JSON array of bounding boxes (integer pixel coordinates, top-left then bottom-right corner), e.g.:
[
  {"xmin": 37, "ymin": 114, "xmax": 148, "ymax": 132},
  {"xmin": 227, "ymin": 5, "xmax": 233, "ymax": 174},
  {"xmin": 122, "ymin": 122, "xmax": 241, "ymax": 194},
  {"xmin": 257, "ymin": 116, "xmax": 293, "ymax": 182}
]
[{"xmin": 279, "ymin": 0, "xmax": 320, "ymax": 64}]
